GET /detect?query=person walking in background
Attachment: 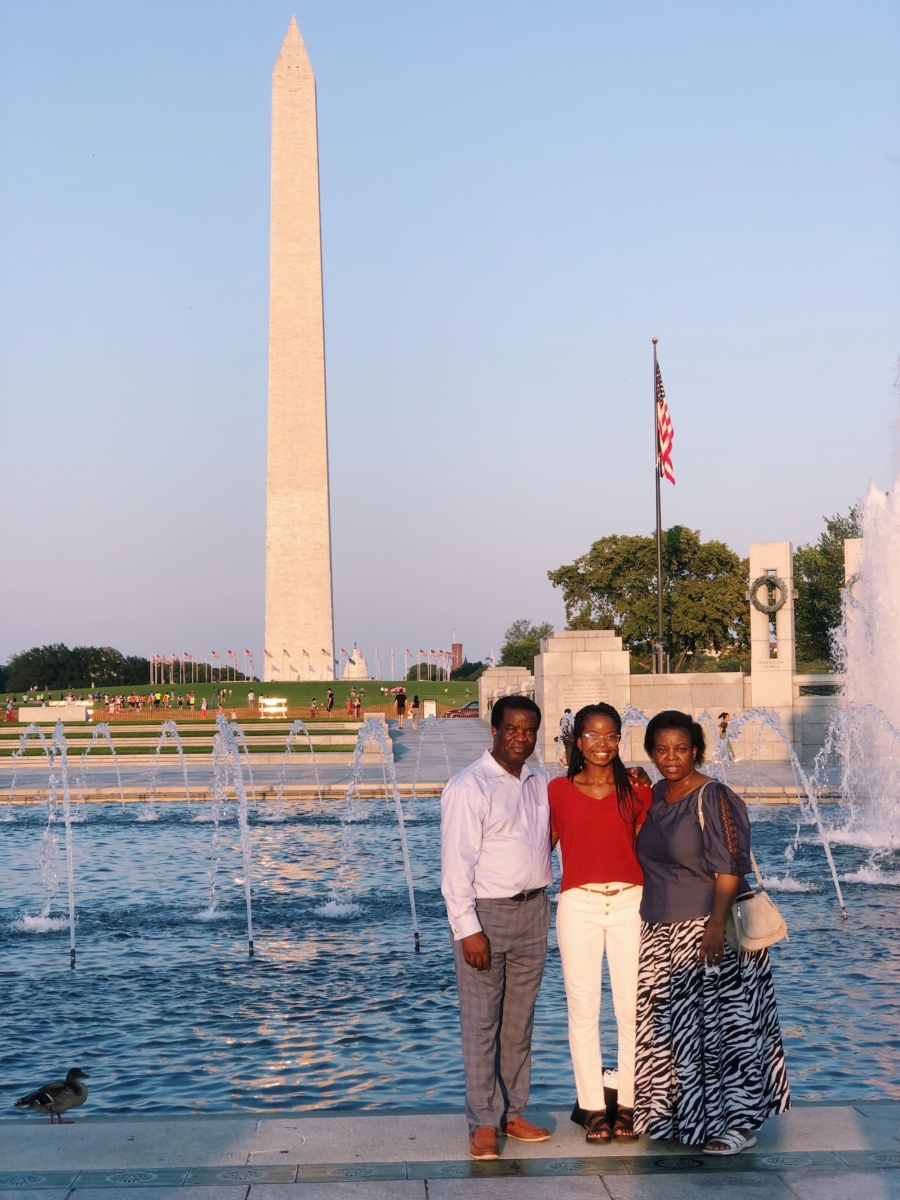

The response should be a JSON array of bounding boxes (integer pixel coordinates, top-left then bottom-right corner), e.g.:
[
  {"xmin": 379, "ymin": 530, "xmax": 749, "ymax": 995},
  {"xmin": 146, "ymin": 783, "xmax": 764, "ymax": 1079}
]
[
  {"xmin": 326, "ymin": 688, "xmax": 334, "ymax": 714},
  {"xmin": 395, "ymin": 688, "xmax": 407, "ymax": 730},
  {"xmin": 549, "ymin": 703, "xmax": 652, "ymax": 1143},
  {"xmin": 411, "ymin": 694, "xmax": 421, "ymax": 730},
  {"xmin": 634, "ymin": 710, "xmax": 790, "ymax": 1154},
  {"xmin": 200, "ymin": 696, "xmax": 208, "ymax": 718},
  {"xmin": 354, "ymin": 694, "xmax": 361, "ymax": 718},
  {"xmin": 310, "ymin": 697, "xmax": 318, "ymax": 717},
  {"xmin": 718, "ymin": 711, "xmax": 735, "ymax": 761},
  {"xmin": 441, "ymin": 695, "xmax": 552, "ymax": 1161},
  {"xmin": 558, "ymin": 708, "xmax": 575, "ymax": 766},
  {"xmin": 5, "ymin": 697, "xmax": 13, "ymax": 722}
]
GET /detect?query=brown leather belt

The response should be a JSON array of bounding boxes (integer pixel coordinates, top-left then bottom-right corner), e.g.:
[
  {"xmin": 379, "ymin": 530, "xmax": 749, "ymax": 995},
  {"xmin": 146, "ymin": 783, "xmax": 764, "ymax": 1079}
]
[
  {"xmin": 508, "ymin": 887, "xmax": 546, "ymax": 902},
  {"xmin": 577, "ymin": 884, "xmax": 637, "ymax": 897}
]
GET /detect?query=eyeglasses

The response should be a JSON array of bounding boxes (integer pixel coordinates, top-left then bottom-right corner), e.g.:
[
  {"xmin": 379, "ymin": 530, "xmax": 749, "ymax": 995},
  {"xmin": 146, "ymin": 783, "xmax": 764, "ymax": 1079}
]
[{"xmin": 581, "ymin": 732, "xmax": 620, "ymax": 745}]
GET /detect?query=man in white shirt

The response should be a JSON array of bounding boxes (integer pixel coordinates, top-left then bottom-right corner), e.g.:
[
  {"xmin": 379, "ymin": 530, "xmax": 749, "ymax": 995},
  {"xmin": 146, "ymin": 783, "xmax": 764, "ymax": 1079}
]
[{"xmin": 441, "ymin": 695, "xmax": 552, "ymax": 1161}]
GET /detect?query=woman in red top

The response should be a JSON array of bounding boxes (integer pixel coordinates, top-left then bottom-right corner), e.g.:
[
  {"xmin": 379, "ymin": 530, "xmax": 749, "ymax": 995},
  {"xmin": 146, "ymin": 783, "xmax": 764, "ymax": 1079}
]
[{"xmin": 549, "ymin": 702, "xmax": 651, "ymax": 1143}]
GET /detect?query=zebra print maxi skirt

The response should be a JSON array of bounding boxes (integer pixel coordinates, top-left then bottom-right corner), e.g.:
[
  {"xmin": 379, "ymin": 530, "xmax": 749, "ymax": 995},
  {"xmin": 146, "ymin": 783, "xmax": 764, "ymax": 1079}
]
[{"xmin": 633, "ymin": 917, "xmax": 790, "ymax": 1146}]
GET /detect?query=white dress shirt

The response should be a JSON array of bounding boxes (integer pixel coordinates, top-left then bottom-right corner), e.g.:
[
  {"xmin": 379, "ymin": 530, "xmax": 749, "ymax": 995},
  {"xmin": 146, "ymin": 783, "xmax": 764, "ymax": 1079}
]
[{"xmin": 441, "ymin": 749, "xmax": 553, "ymax": 940}]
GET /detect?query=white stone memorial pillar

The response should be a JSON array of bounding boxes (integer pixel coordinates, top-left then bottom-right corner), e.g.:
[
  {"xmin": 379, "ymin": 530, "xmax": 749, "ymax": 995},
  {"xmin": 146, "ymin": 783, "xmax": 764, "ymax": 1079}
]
[
  {"xmin": 534, "ymin": 630, "xmax": 632, "ymax": 766},
  {"xmin": 748, "ymin": 541, "xmax": 796, "ymax": 759}
]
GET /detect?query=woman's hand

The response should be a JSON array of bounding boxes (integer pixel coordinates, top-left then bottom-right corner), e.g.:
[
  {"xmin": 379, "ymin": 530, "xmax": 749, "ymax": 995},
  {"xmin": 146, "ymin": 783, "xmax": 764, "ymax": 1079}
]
[
  {"xmin": 699, "ymin": 919, "xmax": 726, "ymax": 966},
  {"xmin": 627, "ymin": 766, "xmax": 651, "ymax": 787},
  {"xmin": 701, "ymin": 873, "xmax": 740, "ymax": 965}
]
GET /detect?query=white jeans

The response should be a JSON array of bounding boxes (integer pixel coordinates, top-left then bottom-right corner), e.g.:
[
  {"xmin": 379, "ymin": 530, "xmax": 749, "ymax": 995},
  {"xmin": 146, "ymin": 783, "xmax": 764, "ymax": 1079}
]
[{"xmin": 556, "ymin": 883, "xmax": 642, "ymax": 1110}]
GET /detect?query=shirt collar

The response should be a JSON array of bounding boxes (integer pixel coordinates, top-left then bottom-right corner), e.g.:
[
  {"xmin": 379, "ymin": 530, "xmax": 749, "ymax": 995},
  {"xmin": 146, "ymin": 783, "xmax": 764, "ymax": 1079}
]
[{"xmin": 479, "ymin": 747, "xmax": 535, "ymax": 784}]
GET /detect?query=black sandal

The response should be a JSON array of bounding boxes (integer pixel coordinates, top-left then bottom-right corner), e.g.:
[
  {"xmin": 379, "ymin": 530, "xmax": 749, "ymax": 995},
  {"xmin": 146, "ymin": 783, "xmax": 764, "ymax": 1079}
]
[
  {"xmin": 585, "ymin": 1110, "xmax": 612, "ymax": 1143},
  {"xmin": 613, "ymin": 1106, "xmax": 637, "ymax": 1140}
]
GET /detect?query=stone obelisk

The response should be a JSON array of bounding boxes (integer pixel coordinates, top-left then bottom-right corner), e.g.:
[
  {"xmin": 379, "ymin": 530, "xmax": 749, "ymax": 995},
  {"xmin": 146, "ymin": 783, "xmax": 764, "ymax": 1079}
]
[{"xmin": 264, "ymin": 16, "xmax": 334, "ymax": 683}]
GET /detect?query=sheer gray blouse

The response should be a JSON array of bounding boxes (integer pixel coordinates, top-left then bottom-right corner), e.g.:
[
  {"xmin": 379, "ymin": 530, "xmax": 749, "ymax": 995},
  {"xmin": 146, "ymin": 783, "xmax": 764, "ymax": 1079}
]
[{"xmin": 636, "ymin": 779, "xmax": 751, "ymax": 924}]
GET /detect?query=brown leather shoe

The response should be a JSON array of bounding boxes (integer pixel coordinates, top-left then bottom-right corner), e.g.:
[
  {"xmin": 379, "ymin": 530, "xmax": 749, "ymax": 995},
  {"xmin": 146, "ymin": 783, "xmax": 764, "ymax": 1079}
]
[
  {"xmin": 469, "ymin": 1126, "xmax": 500, "ymax": 1160},
  {"xmin": 504, "ymin": 1115, "xmax": 551, "ymax": 1142}
]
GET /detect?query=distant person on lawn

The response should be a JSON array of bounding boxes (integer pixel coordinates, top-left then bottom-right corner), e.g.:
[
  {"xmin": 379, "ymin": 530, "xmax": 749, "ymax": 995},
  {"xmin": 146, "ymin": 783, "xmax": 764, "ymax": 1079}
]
[{"xmin": 441, "ymin": 695, "xmax": 552, "ymax": 1161}]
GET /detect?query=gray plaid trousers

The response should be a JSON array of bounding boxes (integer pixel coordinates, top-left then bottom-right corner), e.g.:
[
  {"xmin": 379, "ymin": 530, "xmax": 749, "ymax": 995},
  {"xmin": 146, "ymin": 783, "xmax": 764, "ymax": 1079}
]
[{"xmin": 452, "ymin": 893, "xmax": 551, "ymax": 1131}]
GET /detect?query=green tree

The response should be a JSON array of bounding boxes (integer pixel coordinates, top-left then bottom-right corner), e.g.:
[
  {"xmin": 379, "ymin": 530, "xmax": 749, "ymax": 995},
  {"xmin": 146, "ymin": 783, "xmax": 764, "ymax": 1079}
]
[
  {"xmin": 6, "ymin": 644, "xmax": 150, "ymax": 691},
  {"xmin": 500, "ymin": 619, "xmax": 554, "ymax": 671},
  {"xmin": 450, "ymin": 659, "xmax": 485, "ymax": 681},
  {"xmin": 548, "ymin": 526, "xmax": 748, "ymax": 672},
  {"xmin": 793, "ymin": 507, "xmax": 860, "ymax": 666}
]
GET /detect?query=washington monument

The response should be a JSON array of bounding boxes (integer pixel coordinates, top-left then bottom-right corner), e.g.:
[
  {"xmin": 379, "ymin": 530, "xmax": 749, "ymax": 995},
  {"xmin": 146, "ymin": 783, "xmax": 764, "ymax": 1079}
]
[{"xmin": 264, "ymin": 17, "xmax": 334, "ymax": 682}]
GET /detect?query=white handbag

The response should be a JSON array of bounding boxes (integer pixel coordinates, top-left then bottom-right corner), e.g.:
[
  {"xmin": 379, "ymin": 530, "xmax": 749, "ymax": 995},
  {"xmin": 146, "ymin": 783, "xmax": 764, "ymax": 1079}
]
[{"xmin": 697, "ymin": 784, "xmax": 788, "ymax": 952}]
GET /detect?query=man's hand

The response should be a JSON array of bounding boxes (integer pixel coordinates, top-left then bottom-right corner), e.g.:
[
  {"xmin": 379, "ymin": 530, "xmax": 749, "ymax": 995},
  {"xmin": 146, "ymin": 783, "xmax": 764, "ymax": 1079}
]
[
  {"xmin": 627, "ymin": 766, "xmax": 651, "ymax": 787},
  {"xmin": 461, "ymin": 931, "xmax": 491, "ymax": 971}
]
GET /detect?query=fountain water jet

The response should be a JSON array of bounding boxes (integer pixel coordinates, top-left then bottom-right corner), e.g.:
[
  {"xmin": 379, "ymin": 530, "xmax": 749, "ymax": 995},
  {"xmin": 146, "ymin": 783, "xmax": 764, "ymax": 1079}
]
[
  {"xmin": 5, "ymin": 724, "xmax": 55, "ymax": 819},
  {"xmin": 143, "ymin": 721, "xmax": 192, "ymax": 818},
  {"xmin": 79, "ymin": 723, "xmax": 126, "ymax": 811},
  {"xmin": 214, "ymin": 714, "xmax": 255, "ymax": 955},
  {"xmin": 229, "ymin": 723, "xmax": 256, "ymax": 811},
  {"xmin": 271, "ymin": 719, "xmax": 322, "ymax": 820},
  {"xmin": 49, "ymin": 721, "xmax": 77, "ymax": 967},
  {"xmin": 711, "ymin": 707, "xmax": 847, "ymax": 917},
  {"xmin": 321, "ymin": 718, "xmax": 420, "ymax": 950}
]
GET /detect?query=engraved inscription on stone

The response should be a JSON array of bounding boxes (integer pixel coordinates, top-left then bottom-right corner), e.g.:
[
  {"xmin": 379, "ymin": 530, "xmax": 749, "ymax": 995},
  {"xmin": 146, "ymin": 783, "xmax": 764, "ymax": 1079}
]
[{"xmin": 560, "ymin": 679, "xmax": 612, "ymax": 710}]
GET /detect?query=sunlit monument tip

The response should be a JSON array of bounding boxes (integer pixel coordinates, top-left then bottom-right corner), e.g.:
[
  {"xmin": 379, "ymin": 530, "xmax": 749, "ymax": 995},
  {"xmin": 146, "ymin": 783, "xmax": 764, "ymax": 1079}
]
[{"xmin": 264, "ymin": 16, "xmax": 335, "ymax": 683}]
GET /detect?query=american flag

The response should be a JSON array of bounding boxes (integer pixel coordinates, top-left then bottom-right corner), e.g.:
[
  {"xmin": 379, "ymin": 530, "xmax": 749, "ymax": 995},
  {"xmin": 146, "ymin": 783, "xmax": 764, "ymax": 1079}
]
[
  {"xmin": 283, "ymin": 649, "xmax": 290, "ymax": 658},
  {"xmin": 302, "ymin": 649, "xmax": 309, "ymax": 657},
  {"xmin": 183, "ymin": 652, "xmax": 193, "ymax": 660},
  {"xmin": 264, "ymin": 648, "xmax": 273, "ymax": 658},
  {"xmin": 656, "ymin": 360, "xmax": 675, "ymax": 485},
  {"xmin": 211, "ymin": 650, "xmax": 220, "ymax": 660}
]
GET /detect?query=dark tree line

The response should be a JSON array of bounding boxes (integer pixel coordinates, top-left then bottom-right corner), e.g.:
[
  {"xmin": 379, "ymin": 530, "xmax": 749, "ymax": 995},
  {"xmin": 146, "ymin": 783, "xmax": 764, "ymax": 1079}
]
[{"xmin": 4, "ymin": 644, "xmax": 150, "ymax": 691}]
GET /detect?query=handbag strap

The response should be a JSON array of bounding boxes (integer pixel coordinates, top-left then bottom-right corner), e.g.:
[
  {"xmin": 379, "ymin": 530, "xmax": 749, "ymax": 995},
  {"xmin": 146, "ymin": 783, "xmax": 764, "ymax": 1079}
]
[
  {"xmin": 748, "ymin": 848, "xmax": 765, "ymax": 889},
  {"xmin": 696, "ymin": 782, "xmax": 709, "ymax": 829}
]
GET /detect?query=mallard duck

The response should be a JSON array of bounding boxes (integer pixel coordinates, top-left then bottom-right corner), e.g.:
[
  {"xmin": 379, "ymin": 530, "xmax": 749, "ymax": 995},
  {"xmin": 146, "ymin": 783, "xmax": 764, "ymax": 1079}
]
[{"xmin": 15, "ymin": 1068, "xmax": 89, "ymax": 1123}]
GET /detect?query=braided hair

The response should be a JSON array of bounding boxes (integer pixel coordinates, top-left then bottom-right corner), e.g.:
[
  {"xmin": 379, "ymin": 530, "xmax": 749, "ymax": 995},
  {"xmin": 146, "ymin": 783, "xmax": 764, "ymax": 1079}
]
[{"xmin": 567, "ymin": 702, "xmax": 640, "ymax": 829}]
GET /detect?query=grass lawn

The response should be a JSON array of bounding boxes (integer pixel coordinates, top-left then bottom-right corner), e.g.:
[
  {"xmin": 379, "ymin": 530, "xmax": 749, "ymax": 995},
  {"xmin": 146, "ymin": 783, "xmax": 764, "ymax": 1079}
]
[{"xmin": 1, "ymin": 680, "xmax": 477, "ymax": 709}]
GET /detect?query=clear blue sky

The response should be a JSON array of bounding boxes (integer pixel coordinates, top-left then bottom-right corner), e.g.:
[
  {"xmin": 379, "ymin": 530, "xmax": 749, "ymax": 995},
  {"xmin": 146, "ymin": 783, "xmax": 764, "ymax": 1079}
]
[{"xmin": 1, "ymin": 1, "xmax": 897, "ymax": 673}]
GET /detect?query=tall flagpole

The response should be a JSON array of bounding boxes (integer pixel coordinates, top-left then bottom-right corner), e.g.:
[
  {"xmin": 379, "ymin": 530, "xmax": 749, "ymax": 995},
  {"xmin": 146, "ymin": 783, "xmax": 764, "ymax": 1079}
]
[{"xmin": 653, "ymin": 336, "xmax": 664, "ymax": 674}]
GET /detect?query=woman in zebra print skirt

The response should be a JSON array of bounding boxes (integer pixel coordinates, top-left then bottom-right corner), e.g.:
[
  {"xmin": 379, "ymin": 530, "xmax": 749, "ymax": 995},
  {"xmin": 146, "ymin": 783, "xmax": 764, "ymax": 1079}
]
[{"xmin": 633, "ymin": 710, "xmax": 790, "ymax": 1155}]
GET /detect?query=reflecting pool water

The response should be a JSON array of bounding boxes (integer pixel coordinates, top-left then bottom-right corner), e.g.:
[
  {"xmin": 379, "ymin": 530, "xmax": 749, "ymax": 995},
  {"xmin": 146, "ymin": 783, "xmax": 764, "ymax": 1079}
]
[{"xmin": 1, "ymin": 799, "xmax": 898, "ymax": 1114}]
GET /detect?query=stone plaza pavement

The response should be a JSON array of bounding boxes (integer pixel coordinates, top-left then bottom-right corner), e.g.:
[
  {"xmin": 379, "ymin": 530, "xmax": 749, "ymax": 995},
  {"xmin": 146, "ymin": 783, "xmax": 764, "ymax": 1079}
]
[{"xmin": 1, "ymin": 1101, "xmax": 899, "ymax": 1199}]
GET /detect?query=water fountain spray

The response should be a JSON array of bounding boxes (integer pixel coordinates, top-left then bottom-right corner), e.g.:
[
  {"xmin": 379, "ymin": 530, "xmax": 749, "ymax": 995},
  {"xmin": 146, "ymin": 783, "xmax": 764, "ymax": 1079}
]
[
  {"xmin": 272, "ymin": 719, "xmax": 323, "ymax": 819},
  {"xmin": 5, "ymin": 724, "xmax": 54, "ymax": 820},
  {"xmin": 215, "ymin": 715, "xmax": 255, "ymax": 956},
  {"xmin": 715, "ymin": 708, "xmax": 847, "ymax": 918},
  {"xmin": 319, "ymin": 718, "xmax": 420, "ymax": 949},
  {"xmin": 143, "ymin": 721, "xmax": 192, "ymax": 816},
  {"xmin": 79, "ymin": 723, "xmax": 126, "ymax": 811},
  {"xmin": 361, "ymin": 719, "xmax": 420, "ymax": 951},
  {"xmin": 229, "ymin": 723, "xmax": 256, "ymax": 811},
  {"xmin": 49, "ymin": 721, "xmax": 77, "ymax": 967}
]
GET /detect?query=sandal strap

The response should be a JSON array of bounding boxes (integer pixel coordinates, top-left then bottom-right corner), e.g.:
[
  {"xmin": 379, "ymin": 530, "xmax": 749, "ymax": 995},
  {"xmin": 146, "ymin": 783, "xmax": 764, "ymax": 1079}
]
[
  {"xmin": 707, "ymin": 1128, "xmax": 749, "ymax": 1151},
  {"xmin": 613, "ymin": 1106, "xmax": 636, "ymax": 1136},
  {"xmin": 585, "ymin": 1110, "xmax": 611, "ymax": 1139}
]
